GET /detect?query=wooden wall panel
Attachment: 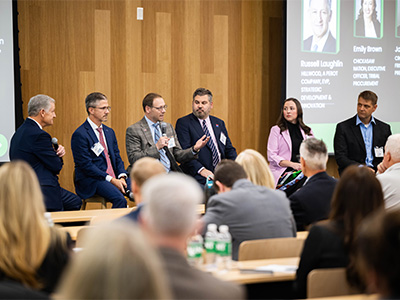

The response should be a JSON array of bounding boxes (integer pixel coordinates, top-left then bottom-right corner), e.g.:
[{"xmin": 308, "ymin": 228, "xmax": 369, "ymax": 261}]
[{"xmin": 17, "ymin": 0, "xmax": 286, "ymax": 193}]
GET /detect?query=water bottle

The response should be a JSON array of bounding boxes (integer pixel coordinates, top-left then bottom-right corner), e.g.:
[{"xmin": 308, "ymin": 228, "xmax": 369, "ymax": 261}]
[
  {"xmin": 187, "ymin": 234, "xmax": 204, "ymax": 267},
  {"xmin": 215, "ymin": 225, "xmax": 232, "ymax": 270},
  {"xmin": 204, "ymin": 223, "xmax": 218, "ymax": 267},
  {"xmin": 44, "ymin": 212, "xmax": 54, "ymax": 227}
]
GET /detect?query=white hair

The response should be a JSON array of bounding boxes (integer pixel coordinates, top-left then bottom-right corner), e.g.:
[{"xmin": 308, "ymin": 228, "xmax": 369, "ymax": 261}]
[
  {"xmin": 27, "ymin": 94, "xmax": 55, "ymax": 116},
  {"xmin": 141, "ymin": 173, "xmax": 203, "ymax": 237},
  {"xmin": 300, "ymin": 138, "xmax": 328, "ymax": 170},
  {"xmin": 385, "ymin": 134, "xmax": 400, "ymax": 162}
]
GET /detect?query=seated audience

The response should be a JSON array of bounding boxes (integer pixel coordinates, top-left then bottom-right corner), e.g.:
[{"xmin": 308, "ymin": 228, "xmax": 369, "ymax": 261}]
[
  {"xmin": 235, "ymin": 149, "xmax": 275, "ymax": 188},
  {"xmin": 295, "ymin": 166, "xmax": 384, "ymax": 298},
  {"xmin": 141, "ymin": 173, "xmax": 245, "ymax": 299},
  {"xmin": 201, "ymin": 160, "xmax": 296, "ymax": 260},
  {"xmin": 0, "ymin": 161, "xmax": 72, "ymax": 296},
  {"xmin": 124, "ymin": 157, "xmax": 166, "ymax": 222},
  {"xmin": 376, "ymin": 133, "xmax": 400, "ymax": 211},
  {"xmin": 356, "ymin": 209, "xmax": 400, "ymax": 299},
  {"xmin": 57, "ymin": 221, "xmax": 170, "ymax": 299},
  {"xmin": 289, "ymin": 138, "xmax": 337, "ymax": 231}
]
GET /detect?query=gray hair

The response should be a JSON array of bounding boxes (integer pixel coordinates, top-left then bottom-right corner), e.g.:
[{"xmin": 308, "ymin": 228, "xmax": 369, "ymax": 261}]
[
  {"xmin": 27, "ymin": 94, "xmax": 55, "ymax": 116},
  {"xmin": 385, "ymin": 134, "xmax": 400, "ymax": 162},
  {"xmin": 141, "ymin": 173, "xmax": 203, "ymax": 237},
  {"xmin": 309, "ymin": 0, "xmax": 332, "ymax": 10},
  {"xmin": 300, "ymin": 138, "xmax": 328, "ymax": 170}
]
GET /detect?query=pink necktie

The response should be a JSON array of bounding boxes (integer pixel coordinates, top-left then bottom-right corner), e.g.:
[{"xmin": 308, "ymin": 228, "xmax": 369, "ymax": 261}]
[{"xmin": 96, "ymin": 127, "xmax": 116, "ymax": 178}]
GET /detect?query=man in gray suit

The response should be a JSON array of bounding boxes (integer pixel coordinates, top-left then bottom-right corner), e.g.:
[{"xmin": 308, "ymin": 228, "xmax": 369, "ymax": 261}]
[
  {"xmin": 201, "ymin": 160, "xmax": 296, "ymax": 260},
  {"xmin": 140, "ymin": 173, "xmax": 245, "ymax": 300},
  {"xmin": 125, "ymin": 93, "xmax": 209, "ymax": 173}
]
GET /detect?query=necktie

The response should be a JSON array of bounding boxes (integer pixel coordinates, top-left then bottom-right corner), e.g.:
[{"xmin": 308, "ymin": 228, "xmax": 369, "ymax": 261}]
[
  {"xmin": 202, "ymin": 120, "xmax": 220, "ymax": 168},
  {"xmin": 96, "ymin": 127, "xmax": 116, "ymax": 178},
  {"xmin": 312, "ymin": 44, "xmax": 318, "ymax": 52},
  {"xmin": 153, "ymin": 123, "xmax": 170, "ymax": 171}
]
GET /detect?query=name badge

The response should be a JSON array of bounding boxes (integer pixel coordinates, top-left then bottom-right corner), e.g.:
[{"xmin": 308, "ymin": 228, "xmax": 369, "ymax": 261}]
[
  {"xmin": 374, "ymin": 146, "xmax": 384, "ymax": 158},
  {"xmin": 168, "ymin": 137, "xmax": 176, "ymax": 148},
  {"xmin": 220, "ymin": 132, "xmax": 227, "ymax": 145},
  {"xmin": 91, "ymin": 142, "xmax": 104, "ymax": 156}
]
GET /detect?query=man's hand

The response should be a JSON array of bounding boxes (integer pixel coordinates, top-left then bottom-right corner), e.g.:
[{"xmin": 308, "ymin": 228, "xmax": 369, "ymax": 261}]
[
  {"xmin": 194, "ymin": 135, "xmax": 210, "ymax": 152},
  {"xmin": 200, "ymin": 168, "xmax": 214, "ymax": 179},
  {"xmin": 156, "ymin": 136, "xmax": 170, "ymax": 150},
  {"xmin": 377, "ymin": 162, "xmax": 387, "ymax": 174},
  {"xmin": 291, "ymin": 162, "xmax": 302, "ymax": 171},
  {"xmin": 111, "ymin": 178, "xmax": 126, "ymax": 194},
  {"xmin": 56, "ymin": 145, "xmax": 66, "ymax": 158}
]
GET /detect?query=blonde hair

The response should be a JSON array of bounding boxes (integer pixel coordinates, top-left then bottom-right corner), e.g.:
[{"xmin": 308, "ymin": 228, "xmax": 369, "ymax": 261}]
[
  {"xmin": 57, "ymin": 221, "xmax": 171, "ymax": 299},
  {"xmin": 130, "ymin": 157, "xmax": 166, "ymax": 188},
  {"xmin": 235, "ymin": 149, "xmax": 275, "ymax": 189},
  {"xmin": 0, "ymin": 161, "xmax": 51, "ymax": 288}
]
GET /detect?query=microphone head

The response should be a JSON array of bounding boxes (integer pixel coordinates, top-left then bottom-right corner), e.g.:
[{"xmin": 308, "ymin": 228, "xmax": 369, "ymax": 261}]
[
  {"xmin": 51, "ymin": 137, "xmax": 58, "ymax": 145},
  {"xmin": 160, "ymin": 122, "xmax": 167, "ymax": 135}
]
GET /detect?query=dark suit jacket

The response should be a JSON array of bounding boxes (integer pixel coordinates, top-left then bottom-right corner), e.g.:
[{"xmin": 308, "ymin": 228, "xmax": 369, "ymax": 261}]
[
  {"xmin": 71, "ymin": 120, "xmax": 127, "ymax": 199},
  {"xmin": 289, "ymin": 171, "xmax": 337, "ymax": 231},
  {"xmin": 175, "ymin": 113, "xmax": 237, "ymax": 185},
  {"xmin": 303, "ymin": 31, "xmax": 337, "ymax": 53},
  {"xmin": 158, "ymin": 247, "xmax": 245, "ymax": 299},
  {"xmin": 355, "ymin": 17, "xmax": 381, "ymax": 38},
  {"xmin": 334, "ymin": 115, "xmax": 391, "ymax": 175},
  {"xmin": 0, "ymin": 280, "xmax": 49, "ymax": 299},
  {"xmin": 125, "ymin": 117, "xmax": 195, "ymax": 173},
  {"xmin": 9, "ymin": 118, "xmax": 64, "ymax": 210}
]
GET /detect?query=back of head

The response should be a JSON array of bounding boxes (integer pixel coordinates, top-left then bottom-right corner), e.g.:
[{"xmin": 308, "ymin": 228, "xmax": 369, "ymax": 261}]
[
  {"xmin": 130, "ymin": 157, "xmax": 166, "ymax": 188},
  {"xmin": 384, "ymin": 134, "xmax": 400, "ymax": 162},
  {"xmin": 27, "ymin": 94, "xmax": 55, "ymax": 117},
  {"xmin": 300, "ymin": 138, "xmax": 328, "ymax": 170},
  {"xmin": 358, "ymin": 90, "xmax": 378, "ymax": 105},
  {"xmin": 141, "ymin": 173, "xmax": 203, "ymax": 238},
  {"xmin": 57, "ymin": 221, "xmax": 171, "ymax": 299},
  {"xmin": 0, "ymin": 161, "xmax": 50, "ymax": 288},
  {"xmin": 214, "ymin": 159, "xmax": 247, "ymax": 190},
  {"xmin": 235, "ymin": 149, "xmax": 275, "ymax": 188},
  {"xmin": 357, "ymin": 210, "xmax": 400, "ymax": 297}
]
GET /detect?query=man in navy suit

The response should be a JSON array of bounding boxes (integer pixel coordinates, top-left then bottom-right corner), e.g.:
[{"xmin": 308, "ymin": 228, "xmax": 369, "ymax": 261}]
[
  {"xmin": 10, "ymin": 94, "xmax": 81, "ymax": 211},
  {"xmin": 71, "ymin": 92, "xmax": 130, "ymax": 208},
  {"xmin": 175, "ymin": 88, "xmax": 237, "ymax": 185},
  {"xmin": 334, "ymin": 90, "xmax": 392, "ymax": 175}
]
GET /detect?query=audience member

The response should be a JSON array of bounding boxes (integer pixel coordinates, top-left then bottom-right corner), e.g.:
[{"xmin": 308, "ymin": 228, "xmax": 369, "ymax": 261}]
[
  {"xmin": 201, "ymin": 160, "xmax": 296, "ymax": 260},
  {"xmin": 267, "ymin": 97, "xmax": 313, "ymax": 189},
  {"xmin": 235, "ymin": 149, "xmax": 275, "ymax": 188},
  {"xmin": 0, "ymin": 161, "xmax": 72, "ymax": 296},
  {"xmin": 176, "ymin": 88, "xmax": 237, "ymax": 185},
  {"xmin": 376, "ymin": 134, "xmax": 400, "ymax": 211},
  {"xmin": 334, "ymin": 90, "xmax": 391, "ymax": 175},
  {"xmin": 289, "ymin": 138, "xmax": 337, "ymax": 231},
  {"xmin": 295, "ymin": 166, "xmax": 384, "ymax": 298},
  {"xmin": 71, "ymin": 92, "xmax": 130, "ymax": 208},
  {"xmin": 124, "ymin": 157, "xmax": 165, "ymax": 222},
  {"xmin": 126, "ymin": 93, "xmax": 208, "ymax": 173},
  {"xmin": 9, "ymin": 94, "xmax": 81, "ymax": 211},
  {"xmin": 141, "ymin": 173, "xmax": 245, "ymax": 299},
  {"xmin": 57, "ymin": 221, "xmax": 171, "ymax": 299},
  {"xmin": 356, "ymin": 209, "xmax": 400, "ymax": 298}
]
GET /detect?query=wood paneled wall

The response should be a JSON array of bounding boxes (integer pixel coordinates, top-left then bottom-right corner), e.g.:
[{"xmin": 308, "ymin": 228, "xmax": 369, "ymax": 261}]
[{"xmin": 17, "ymin": 0, "xmax": 286, "ymax": 192}]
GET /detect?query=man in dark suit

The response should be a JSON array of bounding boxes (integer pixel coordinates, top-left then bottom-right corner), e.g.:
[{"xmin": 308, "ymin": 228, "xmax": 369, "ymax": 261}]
[
  {"xmin": 334, "ymin": 90, "xmax": 392, "ymax": 175},
  {"xmin": 289, "ymin": 138, "xmax": 337, "ymax": 231},
  {"xmin": 125, "ymin": 93, "xmax": 208, "ymax": 173},
  {"xmin": 175, "ymin": 88, "xmax": 237, "ymax": 185},
  {"xmin": 10, "ymin": 94, "xmax": 81, "ymax": 211},
  {"xmin": 303, "ymin": 0, "xmax": 337, "ymax": 53},
  {"xmin": 71, "ymin": 92, "xmax": 130, "ymax": 208},
  {"xmin": 140, "ymin": 173, "xmax": 245, "ymax": 299}
]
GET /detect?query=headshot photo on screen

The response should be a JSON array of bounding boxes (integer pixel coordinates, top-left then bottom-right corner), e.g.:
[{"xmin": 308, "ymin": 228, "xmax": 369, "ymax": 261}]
[
  {"xmin": 354, "ymin": 0, "xmax": 383, "ymax": 38},
  {"xmin": 302, "ymin": 0, "xmax": 338, "ymax": 54},
  {"xmin": 397, "ymin": 0, "xmax": 400, "ymax": 37}
]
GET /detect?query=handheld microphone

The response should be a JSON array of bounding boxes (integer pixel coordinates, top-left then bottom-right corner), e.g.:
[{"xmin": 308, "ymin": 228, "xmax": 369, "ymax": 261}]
[
  {"xmin": 51, "ymin": 137, "xmax": 59, "ymax": 151},
  {"xmin": 160, "ymin": 122, "xmax": 169, "ymax": 151}
]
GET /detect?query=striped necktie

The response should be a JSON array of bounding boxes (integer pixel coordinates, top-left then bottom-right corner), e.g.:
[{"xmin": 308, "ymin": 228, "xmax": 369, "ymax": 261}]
[
  {"xmin": 153, "ymin": 123, "xmax": 170, "ymax": 172},
  {"xmin": 96, "ymin": 127, "xmax": 116, "ymax": 178},
  {"xmin": 202, "ymin": 120, "xmax": 220, "ymax": 168}
]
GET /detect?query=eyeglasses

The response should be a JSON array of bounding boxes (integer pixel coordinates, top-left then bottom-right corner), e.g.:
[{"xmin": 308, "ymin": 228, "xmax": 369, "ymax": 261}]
[
  {"xmin": 152, "ymin": 105, "xmax": 168, "ymax": 111},
  {"xmin": 95, "ymin": 106, "xmax": 111, "ymax": 111}
]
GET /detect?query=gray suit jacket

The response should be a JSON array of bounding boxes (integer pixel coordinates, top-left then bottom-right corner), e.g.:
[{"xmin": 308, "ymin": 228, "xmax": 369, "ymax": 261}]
[
  {"xmin": 202, "ymin": 179, "xmax": 297, "ymax": 260},
  {"xmin": 125, "ymin": 117, "xmax": 196, "ymax": 172},
  {"xmin": 158, "ymin": 247, "xmax": 245, "ymax": 300}
]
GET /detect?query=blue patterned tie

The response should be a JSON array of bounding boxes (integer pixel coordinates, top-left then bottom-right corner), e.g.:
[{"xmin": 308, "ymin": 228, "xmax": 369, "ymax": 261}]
[
  {"xmin": 202, "ymin": 120, "xmax": 220, "ymax": 168},
  {"xmin": 153, "ymin": 123, "xmax": 170, "ymax": 171}
]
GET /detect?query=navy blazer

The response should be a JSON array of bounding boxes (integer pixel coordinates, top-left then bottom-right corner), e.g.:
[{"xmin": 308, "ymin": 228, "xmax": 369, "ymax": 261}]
[
  {"xmin": 71, "ymin": 120, "xmax": 127, "ymax": 199},
  {"xmin": 175, "ymin": 113, "xmax": 237, "ymax": 185},
  {"xmin": 334, "ymin": 115, "xmax": 391, "ymax": 175}
]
